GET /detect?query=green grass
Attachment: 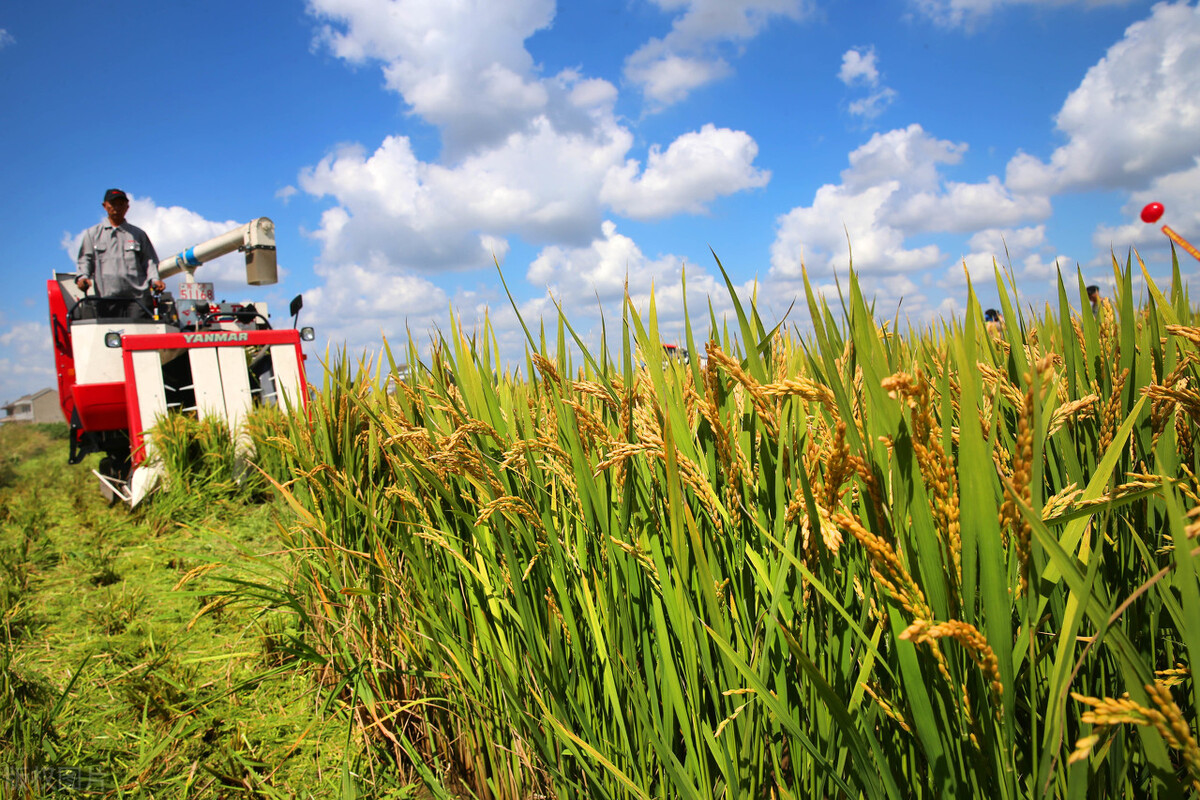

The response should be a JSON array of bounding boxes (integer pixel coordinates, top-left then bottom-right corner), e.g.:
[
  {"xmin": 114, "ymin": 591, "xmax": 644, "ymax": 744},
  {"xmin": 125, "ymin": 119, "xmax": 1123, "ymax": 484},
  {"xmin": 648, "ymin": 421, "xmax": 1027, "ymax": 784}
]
[{"xmin": 0, "ymin": 422, "xmax": 410, "ymax": 798}]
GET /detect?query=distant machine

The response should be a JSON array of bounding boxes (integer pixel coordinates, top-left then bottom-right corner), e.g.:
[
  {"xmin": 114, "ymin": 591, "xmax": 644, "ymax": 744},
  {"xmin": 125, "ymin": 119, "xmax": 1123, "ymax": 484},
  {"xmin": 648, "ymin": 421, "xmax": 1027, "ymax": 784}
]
[{"xmin": 47, "ymin": 218, "xmax": 315, "ymax": 505}]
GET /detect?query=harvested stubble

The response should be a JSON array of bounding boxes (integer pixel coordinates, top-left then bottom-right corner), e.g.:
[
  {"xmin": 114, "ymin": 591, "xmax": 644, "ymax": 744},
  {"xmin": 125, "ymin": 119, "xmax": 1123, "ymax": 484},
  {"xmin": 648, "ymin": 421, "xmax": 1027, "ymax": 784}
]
[{"xmin": 261, "ymin": 255, "xmax": 1200, "ymax": 799}]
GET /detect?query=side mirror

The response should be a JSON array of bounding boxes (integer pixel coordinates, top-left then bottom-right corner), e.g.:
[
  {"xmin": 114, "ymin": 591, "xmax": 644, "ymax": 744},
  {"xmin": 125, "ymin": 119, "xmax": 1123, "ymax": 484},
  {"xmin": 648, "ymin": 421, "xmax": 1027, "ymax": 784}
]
[
  {"xmin": 300, "ymin": 326, "xmax": 316, "ymax": 342},
  {"xmin": 290, "ymin": 294, "xmax": 304, "ymax": 330}
]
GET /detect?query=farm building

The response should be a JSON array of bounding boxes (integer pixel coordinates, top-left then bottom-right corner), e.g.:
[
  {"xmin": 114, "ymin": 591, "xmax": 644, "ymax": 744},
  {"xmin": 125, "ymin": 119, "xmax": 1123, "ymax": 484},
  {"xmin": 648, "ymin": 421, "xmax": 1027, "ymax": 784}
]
[{"xmin": 1, "ymin": 388, "xmax": 59, "ymax": 424}]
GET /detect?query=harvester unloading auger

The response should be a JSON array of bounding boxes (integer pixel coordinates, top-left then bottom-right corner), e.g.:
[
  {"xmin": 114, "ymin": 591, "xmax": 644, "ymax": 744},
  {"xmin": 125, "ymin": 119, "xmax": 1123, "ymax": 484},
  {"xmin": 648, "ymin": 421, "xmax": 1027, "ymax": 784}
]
[{"xmin": 48, "ymin": 218, "xmax": 315, "ymax": 506}]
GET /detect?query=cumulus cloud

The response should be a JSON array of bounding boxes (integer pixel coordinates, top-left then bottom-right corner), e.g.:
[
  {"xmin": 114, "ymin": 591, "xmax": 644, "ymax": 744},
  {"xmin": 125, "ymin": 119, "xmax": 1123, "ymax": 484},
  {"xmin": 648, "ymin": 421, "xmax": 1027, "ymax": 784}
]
[
  {"xmin": 301, "ymin": 262, "xmax": 449, "ymax": 355},
  {"xmin": 839, "ymin": 46, "xmax": 897, "ymax": 121},
  {"xmin": 841, "ymin": 123, "xmax": 964, "ymax": 192},
  {"xmin": 889, "ymin": 176, "xmax": 1051, "ymax": 233},
  {"xmin": 293, "ymin": 0, "xmax": 779, "ymax": 369},
  {"xmin": 770, "ymin": 124, "xmax": 1049, "ymax": 282},
  {"xmin": 910, "ymin": 0, "xmax": 1137, "ymax": 30},
  {"xmin": 848, "ymin": 88, "xmax": 898, "ymax": 121},
  {"xmin": 1005, "ymin": 2, "xmax": 1200, "ymax": 194},
  {"xmin": 300, "ymin": 3, "xmax": 769, "ymax": 276},
  {"xmin": 524, "ymin": 220, "xmax": 738, "ymax": 352},
  {"xmin": 299, "ymin": 115, "xmax": 768, "ymax": 274},
  {"xmin": 625, "ymin": 0, "xmax": 814, "ymax": 106},
  {"xmin": 839, "ymin": 47, "xmax": 879, "ymax": 86},
  {"xmin": 950, "ymin": 225, "xmax": 1072, "ymax": 286},
  {"xmin": 529, "ymin": 220, "xmax": 685, "ymax": 303},
  {"xmin": 325, "ymin": 222, "xmax": 738, "ymax": 374},
  {"xmin": 0, "ymin": 321, "xmax": 54, "ymax": 402},
  {"xmin": 308, "ymin": 0, "xmax": 557, "ymax": 158},
  {"xmin": 601, "ymin": 124, "xmax": 770, "ymax": 219},
  {"xmin": 625, "ymin": 54, "xmax": 730, "ymax": 107},
  {"xmin": 772, "ymin": 181, "xmax": 946, "ymax": 279},
  {"xmin": 298, "ymin": 116, "xmax": 624, "ymax": 271},
  {"xmin": 300, "ymin": 135, "xmax": 516, "ymax": 271}
]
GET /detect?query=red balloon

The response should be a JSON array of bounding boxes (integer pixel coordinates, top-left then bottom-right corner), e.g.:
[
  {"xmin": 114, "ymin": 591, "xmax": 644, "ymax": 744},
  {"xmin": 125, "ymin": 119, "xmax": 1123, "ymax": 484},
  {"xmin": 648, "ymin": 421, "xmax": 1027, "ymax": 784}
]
[{"xmin": 1141, "ymin": 202, "xmax": 1165, "ymax": 223}]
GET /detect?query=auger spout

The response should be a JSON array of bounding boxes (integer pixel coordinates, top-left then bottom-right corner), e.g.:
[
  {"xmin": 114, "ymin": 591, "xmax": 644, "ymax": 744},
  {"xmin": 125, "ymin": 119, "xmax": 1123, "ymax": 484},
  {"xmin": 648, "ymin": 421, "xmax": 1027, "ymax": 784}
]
[{"xmin": 157, "ymin": 217, "xmax": 277, "ymax": 285}]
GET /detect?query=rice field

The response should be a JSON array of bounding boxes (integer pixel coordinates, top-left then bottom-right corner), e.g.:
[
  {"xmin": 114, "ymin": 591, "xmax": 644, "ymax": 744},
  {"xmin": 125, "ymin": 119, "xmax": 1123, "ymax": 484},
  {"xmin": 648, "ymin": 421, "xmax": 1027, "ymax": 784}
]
[{"xmin": 239, "ymin": 253, "xmax": 1200, "ymax": 798}]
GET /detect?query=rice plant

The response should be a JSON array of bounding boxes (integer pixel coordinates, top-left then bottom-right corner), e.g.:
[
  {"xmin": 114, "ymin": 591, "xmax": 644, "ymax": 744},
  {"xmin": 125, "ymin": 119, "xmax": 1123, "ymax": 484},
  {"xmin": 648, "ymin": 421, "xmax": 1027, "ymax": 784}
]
[
  {"xmin": 260, "ymin": 251, "xmax": 1200, "ymax": 798},
  {"xmin": 142, "ymin": 407, "xmax": 296, "ymax": 526}
]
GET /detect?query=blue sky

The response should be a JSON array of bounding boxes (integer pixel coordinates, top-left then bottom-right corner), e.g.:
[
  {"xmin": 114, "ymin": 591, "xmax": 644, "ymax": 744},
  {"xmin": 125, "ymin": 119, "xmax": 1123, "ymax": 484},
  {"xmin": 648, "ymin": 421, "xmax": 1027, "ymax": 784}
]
[{"xmin": 2, "ymin": 0, "xmax": 1199, "ymax": 401}]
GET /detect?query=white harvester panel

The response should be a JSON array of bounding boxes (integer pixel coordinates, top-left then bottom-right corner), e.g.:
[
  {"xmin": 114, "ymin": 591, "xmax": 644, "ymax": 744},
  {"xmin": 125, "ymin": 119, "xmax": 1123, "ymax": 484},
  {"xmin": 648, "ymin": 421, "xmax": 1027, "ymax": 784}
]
[
  {"xmin": 187, "ymin": 346, "xmax": 255, "ymax": 427},
  {"xmin": 74, "ymin": 321, "xmax": 170, "ymax": 384},
  {"xmin": 188, "ymin": 346, "xmax": 256, "ymax": 456},
  {"xmin": 188, "ymin": 348, "xmax": 224, "ymax": 417},
  {"xmin": 267, "ymin": 344, "xmax": 305, "ymax": 409},
  {"xmin": 130, "ymin": 350, "xmax": 169, "ymax": 452},
  {"xmin": 216, "ymin": 347, "xmax": 254, "ymax": 431}
]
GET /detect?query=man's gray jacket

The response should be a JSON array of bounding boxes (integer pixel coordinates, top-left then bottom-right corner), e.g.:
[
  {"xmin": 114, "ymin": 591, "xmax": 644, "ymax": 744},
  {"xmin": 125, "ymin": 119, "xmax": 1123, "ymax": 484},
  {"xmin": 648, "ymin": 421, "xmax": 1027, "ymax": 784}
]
[{"xmin": 75, "ymin": 221, "xmax": 160, "ymax": 298}]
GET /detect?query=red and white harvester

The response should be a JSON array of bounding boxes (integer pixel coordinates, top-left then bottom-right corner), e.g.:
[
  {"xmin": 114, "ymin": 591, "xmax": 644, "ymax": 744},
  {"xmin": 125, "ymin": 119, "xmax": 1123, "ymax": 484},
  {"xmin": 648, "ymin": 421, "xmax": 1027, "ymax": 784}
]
[{"xmin": 47, "ymin": 218, "xmax": 314, "ymax": 505}]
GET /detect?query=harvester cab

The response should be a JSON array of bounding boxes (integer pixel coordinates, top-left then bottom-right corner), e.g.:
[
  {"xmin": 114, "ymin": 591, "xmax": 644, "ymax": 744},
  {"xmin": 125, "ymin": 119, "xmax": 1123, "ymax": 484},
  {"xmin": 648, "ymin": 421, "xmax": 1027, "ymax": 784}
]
[{"xmin": 47, "ymin": 217, "xmax": 314, "ymax": 506}]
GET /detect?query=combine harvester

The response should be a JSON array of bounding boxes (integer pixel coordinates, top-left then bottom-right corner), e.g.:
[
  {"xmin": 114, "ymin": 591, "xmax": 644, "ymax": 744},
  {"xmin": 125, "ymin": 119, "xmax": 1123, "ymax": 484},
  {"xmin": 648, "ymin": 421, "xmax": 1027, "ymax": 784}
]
[{"xmin": 47, "ymin": 218, "xmax": 315, "ymax": 505}]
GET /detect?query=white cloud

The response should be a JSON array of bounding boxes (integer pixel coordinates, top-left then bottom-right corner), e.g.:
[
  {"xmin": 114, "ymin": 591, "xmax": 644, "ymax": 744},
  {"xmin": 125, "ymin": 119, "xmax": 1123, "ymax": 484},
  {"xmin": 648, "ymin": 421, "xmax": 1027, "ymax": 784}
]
[
  {"xmin": 889, "ymin": 175, "xmax": 1051, "ymax": 233},
  {"xmin": 0, "ymin": 321, "xmax": 55, "ymax": 402},
  {"xmin": 967, "ymin": 224, "xmax": 1048, "ymax": 256},
  {"xmin": 0, "ymin": 29, "xmax": 14, "ymax": 50},
  {"xmin": 842, "ymin": 124, "xmax": 965, "ymax": 192},
  {"xmin": 276, "ymin": 185, "xmax": 298, "ymax": 203},
  {"xmin": 1005, "ymin": 1, "xmax": 1200, "ymax": 194},
  {"xmin": 625, "ymin": 0, "xmax": 814, "ymax": 105},
  {"xmin": 307, "ymin": 0, "xmax": 557, "ymax": 158},
  {"xmin": 839, "ymin": 47, "xmax": 879, "ymax": 85},
  {"xmin": 294, "ymin": 0, "xmax": 776, "ymax": 367},
  {"xmin": 848, "ymin": 88, "xmax": 898, "ymax": 120},
  {"xmin": 770, "ymin": 124, "xmax": 1049, "ymax": 282},
  {"xmin": 299, "ymin": 117, "xmax": 768, "ymax": 272},
  {"xmin": 523, "ymin": 220, "xmax": 738, "ymax": 354},
  {"xmin": 949, "ymin": 225, "xmax": 1071, "ymax": 285},
  {"xmin": 772, "ymin": 180, "xmax": 946, "ymax": 279},
  {"xmin": 302, "ymin": 262, "xmax": 449, "ymax": 354},
  {"xmin": 648, "ymin": 0, "xmax": 813, "ymax": 43},
  {"xmin": 601, "ymin": 124, "xmax": 771, "ymax": 219},
  {"xmin": 840, "ymin": 47, "xmax": 897, "ymax": 120},
  {"xmin": 298, "ymin": 117, "xmax": 625, "ymax": 271},
  {"xmin": 306, "ymin": 222, "xmax": 742, "ymax": 376},
  {"xmin": 624, "ymin": 54, "xmax": 729, "ymax": 107},
  {"xmin": 300, "ymin": 4, "xmax": 770, "ymax": 273},
  {"xmin": 910, "ymin": 0, "xmax": 1138, "ymax": 30},
  {"xmin": 529, "ymin": 220, "xmax": 684, "ymax": 303}
]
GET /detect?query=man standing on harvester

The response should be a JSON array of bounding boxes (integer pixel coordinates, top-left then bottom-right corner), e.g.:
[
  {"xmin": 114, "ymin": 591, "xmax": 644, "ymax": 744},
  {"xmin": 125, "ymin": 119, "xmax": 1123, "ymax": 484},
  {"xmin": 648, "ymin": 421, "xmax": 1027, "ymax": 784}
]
[{"xmin": 75, "ymin": 188, "xmax": 165, "ymax": 318}]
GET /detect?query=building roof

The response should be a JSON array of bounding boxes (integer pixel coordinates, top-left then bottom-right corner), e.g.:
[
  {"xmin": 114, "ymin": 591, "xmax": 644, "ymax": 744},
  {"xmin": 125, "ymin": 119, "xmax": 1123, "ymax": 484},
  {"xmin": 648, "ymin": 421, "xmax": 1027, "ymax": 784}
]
[{"xmin": 2, "ymin": 387, "xmax": 56, "ymax": 408}]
